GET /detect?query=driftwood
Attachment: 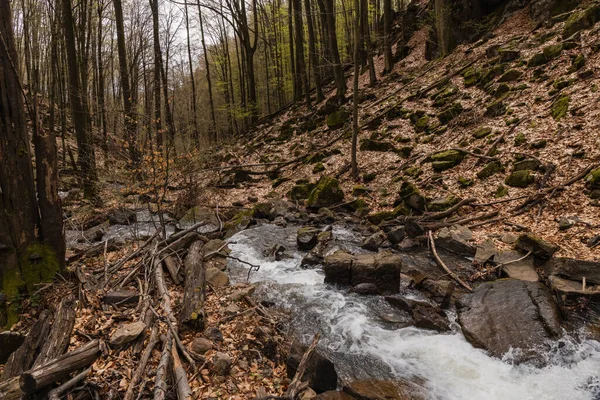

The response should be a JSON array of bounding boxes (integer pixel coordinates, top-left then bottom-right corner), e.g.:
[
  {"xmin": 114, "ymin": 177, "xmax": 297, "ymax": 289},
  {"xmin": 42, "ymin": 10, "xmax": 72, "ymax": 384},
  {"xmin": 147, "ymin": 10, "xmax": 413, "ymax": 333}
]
[
  {"xmin": 2, "ymin": 310, "xmax": 52, "ymax": 380},
  {"xmin": 123, "ymin": 326, "xmax": 159, "ymax": 400},
  {"xmin": 33, "ymin": 296, "xmax": 76, "ymax": 368},
  {"xmin": 285, "ymin": 333, "xmax": 321, "ymax": 399},
  {"xmin": 179, "ymin": 241, "xmax": 206, "ymax": 330},
  {"xmin": 20, "ymin": 339, "xmax": 101, "ymax": 394},
  {"xmin": 154, "ymin": 332, "xmax": 172, "ymax": 400},
  {"xmin": 47, "ymin": 367, "xmax": 91, "ymax": 400},
  {"xmin": 428, "ymin": 231, "xmax": 473, "ymax": 292}
]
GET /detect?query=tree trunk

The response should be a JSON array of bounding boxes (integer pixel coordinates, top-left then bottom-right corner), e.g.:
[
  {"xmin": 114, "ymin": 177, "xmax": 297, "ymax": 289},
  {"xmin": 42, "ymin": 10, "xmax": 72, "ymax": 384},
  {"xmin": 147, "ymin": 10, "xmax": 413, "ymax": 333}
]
[
  {"xmin": 304, "ymin": 0, "xmax": 324, "ymax": 102},
  {"xmin": 197, "ymin": 2, "xmax": 218, "ymax": 141},
  {"xmin": 435, "ymin": 0, "xmax": 454, "ymax": 56},
  {"xmin": 383, "ymin": 0, "xmax": 394, "ymax": 74},
  {"xmin": 351, "ymin": 0, "xmax": 360, "ymax": 177},
  {"xmin": 318, "ymin": 0, "xmax": 346, "ymax": 99},
  {"xmin": 62, "ymin": 0, "xmax": 98, "ymax": 199},
  {"xmin": 184, "ymin": 3, "xmax": 199, "ymax": 147},
  {"xmin": 293, "ymin": 0, "xmax": 310, "ymax": 107}
]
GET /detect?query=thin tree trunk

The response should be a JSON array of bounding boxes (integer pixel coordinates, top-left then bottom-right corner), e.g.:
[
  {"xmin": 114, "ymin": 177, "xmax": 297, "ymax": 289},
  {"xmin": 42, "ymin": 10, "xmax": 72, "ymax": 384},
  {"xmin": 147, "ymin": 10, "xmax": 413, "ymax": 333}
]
[
  {"xmin": 383, "ymin": 0, "xmax": 394, "ymax": 74},
  {"xmin": 351, "ymin": 0, "xmax": 360, "ymax": 177},
  {"xmin": 304, "ymin": 0, "xmax": 324, "ymax": 102},
  {"xmin": 184, "ymin": 3, "xmax": 199, "ymax": 146}
]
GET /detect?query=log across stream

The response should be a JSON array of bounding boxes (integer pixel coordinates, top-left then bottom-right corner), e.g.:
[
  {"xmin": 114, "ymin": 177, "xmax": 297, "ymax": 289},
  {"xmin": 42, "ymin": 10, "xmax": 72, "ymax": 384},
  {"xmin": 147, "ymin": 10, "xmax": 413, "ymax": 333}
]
[{"xmin": 226, "ymin": 223, "xmax": 600, "ymax": 400}]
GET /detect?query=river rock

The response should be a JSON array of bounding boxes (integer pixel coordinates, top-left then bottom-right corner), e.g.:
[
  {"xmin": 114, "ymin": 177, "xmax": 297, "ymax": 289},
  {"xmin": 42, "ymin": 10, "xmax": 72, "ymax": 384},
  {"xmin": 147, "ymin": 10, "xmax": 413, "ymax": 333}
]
[
  {"xmin": 110, "ymin": 321, "xmax": 146, "ymax": 346},
  {"xmin": 350, "ymin": 283, "xmax": 379, "ymax": 295},
  {"xmin": 343, "ymin": 380, "xmax": 417, "ymax": 400},
  {"xmin": 412, "ymin": 306, "xmax": 450, "ymax": 332},
  {"xmin": 361, "ymin": 231, "xmax": 386, "ymax": 251},
  {"xmin": 385, "ymin": 296, "xmax": 431, "ymax": 313},
  {"xmin": 324, "ymin": 251, "xmax": 402, "ymax": 293},
  {"xmin": 515, "ymin": 233, "xmax": 559, "ymax": 259},
  {"xmin": 287, "ymin": 341, "xmax": 338, "ymax": 393},
  {"xmin": 206, "ymin": 267, "xmax": 230, "ymax": 287},
  {"xmin": 457, "ymin": 279, "xmax": 561, "ymax": 362},
  {"xmin": 190, "ymin": 337, "xmax": 213, "ymax": 354},
  {"xmin": 230, "ymin": 285, "xmax": 256, "ymax": 301},
  {"xmin": 495, "ymin": 250, "xmax": 538, "ymax": 282},
  {"xmin": 542, "ymin": 258, "xmax": 600, "ymax": 284},
  {"xmin": 307, "ymin": 176, "xmax": 344, "ymax": 209},
  {"xmin": 386, "ymin": 226, "xmax": 406, "ymax": 245},
  {"xmin": 474, "ymin": 239, "xmax": 496, "ymax": 264},
  {"xmin": 316, "ymin": 391, "xmax": 356, "ymax": 400},
  {"xmin": 108, "ymin": 207, "xmax": 136, "ymax": 225},
  {"xmin": 298, "ymin": 227, "xmax": 321, "ymax": 250}
]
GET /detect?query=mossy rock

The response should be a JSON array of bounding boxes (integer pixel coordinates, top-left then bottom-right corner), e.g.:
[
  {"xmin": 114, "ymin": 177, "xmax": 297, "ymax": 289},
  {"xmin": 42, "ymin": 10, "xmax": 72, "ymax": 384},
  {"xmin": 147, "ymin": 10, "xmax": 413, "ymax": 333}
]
[
  {"xmin": 570, "ymin": 54, "xmax": 585, "ymax": 72},
  {"xmin": 360, "ymin": 139, "xmax": 396, "ymax": 152},
  {"xmin": 563, "ymin": 5, "xmax": 600, "ymax": 38},
  {"xmin": 551, "ymin": 95, "xmax": 570, "ymax": 120},
  {"xmin": 288, "ymin": 183, "xmax": 316, "ymax": 201},
  {"xmin": 527, "ymin": 53, "xmax": 548, "ymax": 68},
  {"xmin": 495, "ymin": 83, "xmax": 510, "ymax": 98},
  {"xmin": 438, "ymin": 102, "xmax": 463, "ymax": 125},
  {"xmin": 428, "ymin": 195, "xmax": 460, "ymax": 212},
  {"xmin": 367, "ymin": 210, "xmax": 396, "ymax": 225},
  {"xmin": 313, "ymin": 163, "xmax": 325, "ymax": 174},
  {"xmin": 327, "ymin": 110, "xmax": 350, "ymax": 130},
  {"xmin": 514, "ymin": 132, "xmax": 527, "ymax": 146},
  {"xmin": 431, "ymin": 149, "xmax": 465, "ymax": 164},
  {"xmin": 431, "ymin": 85, "xmax": 459, "ymax": 107},
  {"xmin": 409, "ymin": 110, "xmax": 427, "ymax": 124},
  {"xmin": 553, "ymin": 80, "xmax": 571, "ymax": 91},
  {"xmin": 307, "ymin": 176, "xmax": 344, "ymax": 208},
  {"xmin": 505, "ymin": 170, "xmax": 534, "ymax": 188},
  {"xmin": 530, "ymin": 139, "xmax": 547, "ymax": 149},
  {"xmin": 585, "ymin": 168, "xmax": 600, "ymax": 189},
  {"xmin": 432, "ymin": 161, "xmax": 457, "ymax": 172},
  {"xmin": 399, "ymin": 181, "xmax": 426, "ymax": 212},
  {"xmin": 543, "ymin": 44, "xmax": 563, "ymax": 61},
  {"xmin": 477, "ymin": 161, "xmax": 503, "ymax": 179},
  {"xmin": 363, "ymin": 172, "xmax": 377, "ymax": 183},
  {"xmin": 485, "ymin": 99, "xmax": 507, "ymax": 117},
  {"xmin": 458, "ymin": 177, "xmax": 474, "ymax": 187},
  {"xmin": 579, "ymin": 69, "xmax": 594, "ymax": 79},
  {"xmin": 276, "ymin": 122, "xmax": 295, "ymax": 142},
  {"xmin": 514, "ymin": 158, "xmax": 541, "ymax": 172},
  {"xmin": 480, "ymin": 65, "xmax": 504, "ymax": 85},
  {"xmin": 414, "ymin": 115, "xmax": 430, "ymax": 132},
  {"xmin": 352, "ymin": 185, "xmax": 371, "ymax": 196},
  {"xmin": 495, "ymin": 184, "xmax": 509, "ymax": 198},
  {"xmin": 405, "ymin": 166, "xmax": 423, "ymax": 178},
  {"xmin": 473, "ymin": 126, "xmax": 492, "ymax": 139},
  {"xmin": 498, "ymin": 49, "xmax": 520, "ymax": 63},
  {"xmin": 498, "ymin": 69, "xmax": 522, "ymax": 82},
  {"xmin": 462, "ymin": 67, "xmax": 481, "ymax": 87},
  {"xmin": 386, "ymin": 107, "xmax": 411, "ymax": 120}
]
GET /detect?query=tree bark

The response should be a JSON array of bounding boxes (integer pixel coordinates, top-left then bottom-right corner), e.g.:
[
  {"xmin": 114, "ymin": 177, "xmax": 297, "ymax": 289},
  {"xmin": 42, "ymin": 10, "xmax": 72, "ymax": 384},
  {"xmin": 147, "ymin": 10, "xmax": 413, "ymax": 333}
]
[
  {"xmin": 33, "ymin": 296, "xmax": 76, "ymax": 368},
  {"xmin": 197, "ymin": 2, "xmax": 218, "ymax": 141},
  {"xmin": 304, "ymin": 0, "xmax": 324, "ymax": 102},
  {"xmin": 383, "ymin": 0, "xmax": 394, "ymax": 74}
]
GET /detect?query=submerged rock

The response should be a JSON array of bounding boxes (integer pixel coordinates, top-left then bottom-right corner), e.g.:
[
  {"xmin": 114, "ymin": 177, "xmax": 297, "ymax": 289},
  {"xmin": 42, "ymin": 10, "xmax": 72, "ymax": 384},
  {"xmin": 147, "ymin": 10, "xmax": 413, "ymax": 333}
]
[{"xmin": 457, "ymin": 279, "xmax": 561, "ymax": 363}]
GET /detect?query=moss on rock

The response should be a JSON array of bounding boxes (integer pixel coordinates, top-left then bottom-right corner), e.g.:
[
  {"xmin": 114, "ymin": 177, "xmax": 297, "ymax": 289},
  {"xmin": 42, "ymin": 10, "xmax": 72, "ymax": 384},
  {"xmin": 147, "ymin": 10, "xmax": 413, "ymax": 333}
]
[
  {"xmin": 585, "ymin": 168, "xmax": 600, "ymax": 189},
  {"xmin": 473, "ymin": 126, "xmax": 492, "ymax": 139},
  {"xmin": 527, "ymin": 53, "xmax": 548, "ymax": 68},
  {"xmin": 563, "ymin": 5, "xmax": 600, "ymax": 38},
  {"xmin": 307, "ymin": 176, "xmax": 344, "ymax": 208},
  {"xmin": 438, "ymin": 102, "xmax": 463, "ymax": 125},
  {"xmin": 498, "ymin": 69, "xmax": 523, "ymax": 82},
  {"xmin": 428, "ymin": 195, "xmax": 460, "ymax": 212},
  {"xmin": 477, "ymin": 161, "xmax": 503, "ymax": 179},
  {"xmin": 543, "ymin": 44, "xmax": 563, "ymax": 60},
  {"xmin": 360, "ymin": 139, "xmax": 396, "ymax": 152},
  {"xmin": 288, "ymin": 182, "xmax": 316, "ymax": 201},
  {"xmin": 431, "ymin": 149, "xmax": 465, "ymax": 164},
  {"xmin": 327, "ymin": 110, "xmax": 350, "ymax": 129},
  {"xmin": 505, "ymin": 170, "xmax": 534, "ymax": 188},
  {"xmin": 551, "ymin": 95, "xmax": 570, "ymax": 120}
]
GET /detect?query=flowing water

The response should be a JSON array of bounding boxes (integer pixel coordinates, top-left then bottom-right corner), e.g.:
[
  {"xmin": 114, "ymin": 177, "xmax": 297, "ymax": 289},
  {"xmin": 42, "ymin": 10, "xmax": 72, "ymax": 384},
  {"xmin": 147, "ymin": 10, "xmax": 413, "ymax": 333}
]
[{"xmin": 227, "ymin": 223, "xmax": 600, "ymax": 400}]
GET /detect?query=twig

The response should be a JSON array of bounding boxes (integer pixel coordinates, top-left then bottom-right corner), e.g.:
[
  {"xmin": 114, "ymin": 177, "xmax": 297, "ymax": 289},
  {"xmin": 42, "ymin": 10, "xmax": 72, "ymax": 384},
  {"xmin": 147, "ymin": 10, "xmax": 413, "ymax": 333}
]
[
  {"xmin": 428, "ymin": 231, "xmax": 472, "ymax": 292},
  {"xmin": 47, "ymin": 367, "xmax": 91, "ymax": 400},
  {"xmin": 123, "ymin": 326, "xmax": 159, "ymax": 400},
  {"xmin": 285, "ymin": 333, "xmax": 321, "ymax": 399}
]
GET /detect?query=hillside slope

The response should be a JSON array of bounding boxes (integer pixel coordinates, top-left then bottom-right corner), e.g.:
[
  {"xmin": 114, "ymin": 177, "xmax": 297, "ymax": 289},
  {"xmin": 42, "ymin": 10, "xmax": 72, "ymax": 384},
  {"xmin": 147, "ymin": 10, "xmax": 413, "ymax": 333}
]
[{"xmin": 193, "ymin": 2, "xmax": 600, "ymax": 262}]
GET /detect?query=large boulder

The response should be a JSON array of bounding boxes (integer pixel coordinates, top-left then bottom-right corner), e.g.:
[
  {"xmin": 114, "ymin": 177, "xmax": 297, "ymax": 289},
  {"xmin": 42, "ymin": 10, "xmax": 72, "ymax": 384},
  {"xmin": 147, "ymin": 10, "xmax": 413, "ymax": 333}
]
[
  {"xmin": 342, "ymin": 380, "xmax": 421, "ymax": 400},
  {"xmin": 324, "ymin": 251, "xmax": 402, "ymax": 293},
  {"xmin": 297, "ymin": 227, "xmax": 321, "ymax": 251},
  {"xmin": 287, "ymin": 341, "xmax": 338, "ymax": 393},
  {"xmin": 515, "ymin": 233, "xmax": 559, "ymax": 260},
  {"xmin": 542, "ymin": 258, "xmax": 600, "ymax": 285},
  {"xmin": 307, "ymin": 176, "xmax": 344, "ymax": 209},
  {"xmin": 457, "ymin": 280, "xmax": 561, "ymax": 363}
]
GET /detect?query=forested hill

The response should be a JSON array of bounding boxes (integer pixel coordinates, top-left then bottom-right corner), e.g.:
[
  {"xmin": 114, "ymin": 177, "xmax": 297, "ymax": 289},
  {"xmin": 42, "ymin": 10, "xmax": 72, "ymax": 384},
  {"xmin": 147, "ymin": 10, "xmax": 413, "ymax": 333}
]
[{"xmin": 2, "ymin": 0, "xmax": 600, "ymax": 399}]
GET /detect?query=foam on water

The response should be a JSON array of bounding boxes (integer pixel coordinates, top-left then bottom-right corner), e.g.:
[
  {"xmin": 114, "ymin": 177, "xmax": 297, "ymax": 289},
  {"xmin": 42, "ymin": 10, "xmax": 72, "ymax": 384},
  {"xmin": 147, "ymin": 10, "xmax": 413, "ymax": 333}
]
[{"xmin": 227, "ymin": 224, "xmax": 600, "ymax": 400}]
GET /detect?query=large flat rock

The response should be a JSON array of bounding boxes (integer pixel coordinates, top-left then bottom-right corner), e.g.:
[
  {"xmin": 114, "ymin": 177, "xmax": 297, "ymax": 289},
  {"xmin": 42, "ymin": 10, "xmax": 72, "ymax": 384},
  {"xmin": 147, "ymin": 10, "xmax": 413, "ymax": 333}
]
[
  {"xmin": 542, "ymin": 258, "xmax": 600, "ymax": 284},
  {"xmin": 495, "ymin": 250, "xmax": 538, "ymax": 282},
  {"xmin": 458, "ymin": 279, "xmax": 561, "ymax": 363},
  {"xmin": 324, "ymin": 251, "xmax": 402, "ymax": 293}
]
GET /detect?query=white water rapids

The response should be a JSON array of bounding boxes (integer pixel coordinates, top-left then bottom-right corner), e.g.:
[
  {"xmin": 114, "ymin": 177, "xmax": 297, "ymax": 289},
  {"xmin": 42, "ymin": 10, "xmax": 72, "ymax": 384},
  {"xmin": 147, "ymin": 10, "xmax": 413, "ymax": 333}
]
[{"xmin": 227, "ymin": 224, "xmax": 600, "ymax": 400}]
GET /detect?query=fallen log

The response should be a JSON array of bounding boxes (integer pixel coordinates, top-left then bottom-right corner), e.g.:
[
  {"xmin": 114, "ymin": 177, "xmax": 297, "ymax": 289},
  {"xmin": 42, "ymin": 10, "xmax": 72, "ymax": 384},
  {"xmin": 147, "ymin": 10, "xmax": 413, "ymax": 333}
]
[
  {"xmin": 154, "ymin": 333, "xmax": 172, "ymax": 400},
  {"xmin": 179, "ymin": 241, "xmax": 206, "ymax": 330},
  {"xmin": 171, "ymin": 341, "xmax": 192, "ymax": 399},
  {"xmin": 163, "ymin": 255, "xmax": 182, "ymax": 285},
  {"xmin": 422, "ymin": 197, "xmax": 477, "ymax": 221},
  {"xmin": 2, "ymin": 310, "xmax": 52, "ymax": 380},
  {"xmin": 33, "ymin": 296, "xmax": 76, "ymax": 368},
  {"xmin": 124, "ymin": 326, "xmax": 159, "ymax": 400},
  {"xmin": 47, "ymin": 367, "xmax": 91, "ymax": 400},
  {"xmin": 0, "ymin": 377, "xmax": 21, "ymax": 400},
  {"xmin": 20, "ymin": 339, "xmax": 102, "ymax": 394}
]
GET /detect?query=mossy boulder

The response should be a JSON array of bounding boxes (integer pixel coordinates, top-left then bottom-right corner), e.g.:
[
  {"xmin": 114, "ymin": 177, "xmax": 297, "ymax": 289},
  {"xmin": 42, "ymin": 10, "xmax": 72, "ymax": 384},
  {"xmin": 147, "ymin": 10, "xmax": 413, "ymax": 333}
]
[
  {"xmin": 432, "ymin": 161, "xmax": 457, "ymax": 172},
  {"xmin": 272, "ymin": 177, "xmax": 291, "ymax": 188},
  {"xmin": 570, "ymin": 54, "xmax": 585, "ymax": 72},
  {"xmin": 498, "ymin": 49, "xmax": 520, "ymax": 63},
  {"xmin": 527, "ymin": 53, "xmax": 548, "ymax": 68},
  {"xmin": 495, "ymin": 84, "xmax": 510, "ymax": 98},
  {"xmin": 485, "ymin": 98, "xmax": 507, "ymax": 117},
  {"xmin": 585, "ymin": 168, "xmax": 600, "ymax": 189},
  {"xmin": 438, "ymin": 102, "xmax": 463, "ymax": 125},
  {"xmin": 405, "ymin": 166, "xmax": 423, "ymax": 178},
  {"xmin": 431, "ymin": 149, "xmax": 465, "ymax": 165},
  {"xmin": 495, "ymin": 184, "xmax": 509, "ymax": 198},
  {"xmin": 505, "ymin": 170, "xmax": 534, "ymax": 188},
  {"xmin": 360, "ymin": 139, "xmax": 396, "ymax": 152},
  {"xmin": 515, "ymin": 233, "xmax": 559, "ymax": 259},
  {"xmin": 307, "ymin": 176, "xmax": 344, "ymax": 208},
  {"xmin": 313, "ymin": 163, "xmax": 325, "ymax": 173},
  {"xmin": 530, "ymin": 139, "xmax": 547, "ymax": 149},
  {"xmin": 563, "ymin": 5, "xmax": 600, "ymax": 38},
  {"xmin": 473, "ymin": 126, "xmax": 492, "ymax": 139},
  {"xmin": 543, "ymin": 44, "xmax": 563, "ymax": 60},
  {"xmin": 288, "ymin": 182, "xmax": 316, "ymax": 201},
  {"xmin": 399, "ymin": 181, "xmax": 426, "ymax": 212},
  {"xmin": 363, "ymin": 172, "xmax": 377, "ymax": 183},
  {"xmin": 276, "ymin": 122, "xmax": 295, "ymax": 142},
  {"xmin": 498, "ymin": 69, "xmax": 523, "ymax": 83},
  {"xmin": 352, "ymin": 185, "xmax": 371, "ymax": 196},
  {"xmin": 514, "ymin": 159, "xmax": 541, "ymax": 172},
  {"xmin": 514, "ymin": 132, "xmax": 527, "ymax": 146},
  {"xmin": 414, "ymin": 115, "xmax": 430, "ymax": 132},
  {"xmin": 551, "ymin": 95, "xmax": 570, "ymax": 120},
  {"xmin": 462, "ymin": 67, "xmax": 481, "ymax": 87},
  {"xmin": 458, "ymin": 177, "xmax": 474, "ymax": 187},
  {"xmin": 477, "ymin": 161, "xmax": 503, "ymax": 179},
  {"xmin": 396, "ymin": 146, "xmax": 414, "ymax": 158},
  {"xmin": 428, "ymin": 195, "xmax": 460, "ymax": 212},
  {"xmin": 327, "ymin": 110, "xmax": 350, "ymax": 130}
]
